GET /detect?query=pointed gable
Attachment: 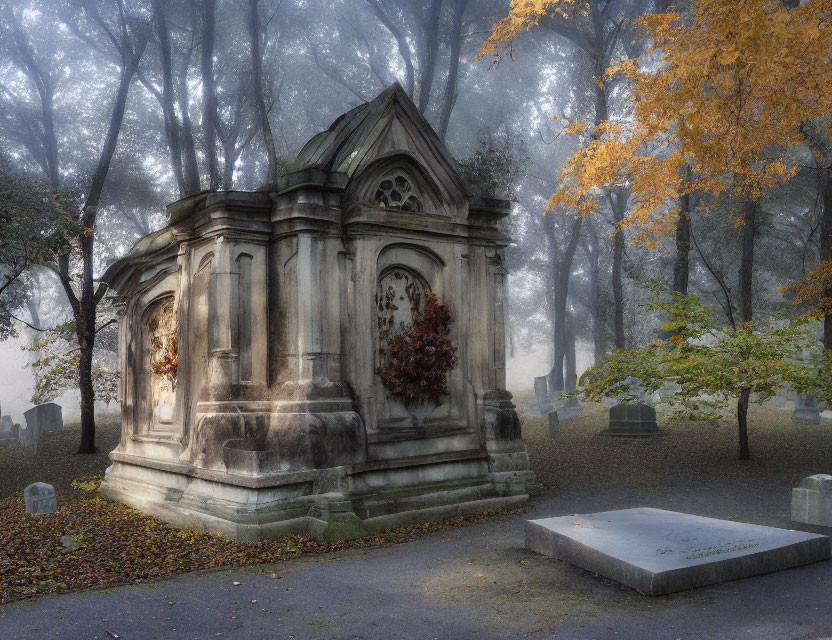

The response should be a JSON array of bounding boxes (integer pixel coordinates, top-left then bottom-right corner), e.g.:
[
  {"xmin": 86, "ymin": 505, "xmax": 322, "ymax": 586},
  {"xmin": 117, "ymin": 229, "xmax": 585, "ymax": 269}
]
[{"xmin": 287, "ymin": 83, "xmax": 469, "ymax": 209}]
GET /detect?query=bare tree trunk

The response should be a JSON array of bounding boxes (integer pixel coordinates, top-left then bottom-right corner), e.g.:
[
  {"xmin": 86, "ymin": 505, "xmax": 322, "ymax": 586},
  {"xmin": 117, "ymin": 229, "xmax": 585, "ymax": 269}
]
[
  {"xmin": 820, "ymin": 169, "xmax": 832, "ymax": 349},
  {"xmin": 416, "ymin": 0, "xmax": 443, "ymax": 114},
  {"xmin": 75, "ymin": 30, "xmax": 149, "ymax": 455},
  {"xmin": 739, "ymin": 199, "xmax": 757, "ymax": 323},
  {"xmin": 565, "ymin": 312, "xmax": 577, "ymax": 391},
  {"xmin": 5, "ymin": 6, "xmax": 60, "ymax": 188},
  {"xmin": 610, "ymin": 188, "xmax": 627, "ymax": 348},
  {"xmin": 737, "ymin": 387, "xmax": 751, "ymax": 460},
  {"xmin": 248, "ymin": 0, "xmax": 280, "ymax": 186},
  {"xmin": 731, "ymin": 199, "xmax": 758, "ymax": 461},
  {"xmin": 366, "ymin": 0, "xmax": 415, "ymax": 98},
  {"xmin": 438, "ymin": 0, "xmax": 467, "ymax": 140},
  {"xmin": 550, "ymin": 215, "xmax": 583, "ymax": 392},
  {"xmin": 201, "ymin": 0, "xmax": 220, "ymax": 190},
  {"xmin": 673, "ymin": 190, "xmax": 691, "ymax": 295},
  {"xmin": 152, "ymin": 0, "xmax": 187, "ymax": 196},
  {"xmin": 178, "ymin": 43, "xmax": 201, "ymax": 194},
  {"xmin": 590, "ymin": 258, "xmax": 607, "ymax": 362}
]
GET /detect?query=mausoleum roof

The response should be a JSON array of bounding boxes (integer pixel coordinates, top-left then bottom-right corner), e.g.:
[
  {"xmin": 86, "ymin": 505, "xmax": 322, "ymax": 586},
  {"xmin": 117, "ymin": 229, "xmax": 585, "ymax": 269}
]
[{"xmin": 284, "ymin": 82, "xmax": 468, "ymax": 198}]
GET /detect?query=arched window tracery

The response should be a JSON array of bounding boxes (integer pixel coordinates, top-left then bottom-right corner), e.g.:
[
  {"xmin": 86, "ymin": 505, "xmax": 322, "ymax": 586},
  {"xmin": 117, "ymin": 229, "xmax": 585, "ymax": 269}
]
[{"xmin": 374, "ymin": 173, "xmax": 422, "ymax": 212}]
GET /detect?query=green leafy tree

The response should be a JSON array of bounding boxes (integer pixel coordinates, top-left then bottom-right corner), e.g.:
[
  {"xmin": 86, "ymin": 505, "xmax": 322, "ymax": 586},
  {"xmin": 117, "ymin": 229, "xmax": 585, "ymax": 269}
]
[{"xmin": 579, "ymin": 284, "xmax": 822, "ymax": 460}]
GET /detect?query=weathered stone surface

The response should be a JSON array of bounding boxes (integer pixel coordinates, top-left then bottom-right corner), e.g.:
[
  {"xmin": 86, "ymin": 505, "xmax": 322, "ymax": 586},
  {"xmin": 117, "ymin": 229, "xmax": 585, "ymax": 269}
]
[
  {"xmin": 59, "ymin": 535, "xmax": 80, "ymax": 551},
  {"xmin": 533, "ymin": 376, "xmax": 553, "ymax": 414},
  {"xmin": 526, "ymin": 507, "xmax": 830, "ymax": 596},
  {"xmin": 97, "ymin": 84, "xmax": 533, "ymax": 540},
  {"xmin": 794, "ymin": 394, "xmax": 821, "ymax": 423},
  {"xmin": 24, "ymin": 482, "xmax": 56, "ymax": 514},
  {"xmin": 17, "ymin": 420, "xmax": 39, "ymax": 445},
  {"xmin": 0, "ymin": 415, "xmax": 17, "ymax": 446},
  {"xmin": 599, "ymin": 401, "xmax": 661, "ymax": 437},
  {"xmin": 792, "ymin": 474, "xmax": 832, "ymax": 527},
  {"xmin": 23, "ymin": 402, "xmax": 63, "ymax": 436},
  {"xmin": 555, "ymin": 397, "xmax": 582, "ymax": 423}
]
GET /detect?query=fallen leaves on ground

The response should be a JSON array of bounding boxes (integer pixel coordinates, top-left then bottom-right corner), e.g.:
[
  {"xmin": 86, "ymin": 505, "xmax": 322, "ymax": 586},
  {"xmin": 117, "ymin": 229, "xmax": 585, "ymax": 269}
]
[{"xmin": 0, "ymin": 485, "xmax": 529, "ymax": 605}]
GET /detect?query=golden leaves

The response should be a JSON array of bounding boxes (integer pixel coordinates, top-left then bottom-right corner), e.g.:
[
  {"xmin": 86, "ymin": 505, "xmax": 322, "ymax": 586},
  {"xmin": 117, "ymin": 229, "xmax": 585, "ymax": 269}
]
[
  {"xmin": 476, "ymin": 0, "xmax": 577, "ymax": 62},
  {"xmin": 500, "ymin": 0, "xmax": 832, "ymax": 243}
]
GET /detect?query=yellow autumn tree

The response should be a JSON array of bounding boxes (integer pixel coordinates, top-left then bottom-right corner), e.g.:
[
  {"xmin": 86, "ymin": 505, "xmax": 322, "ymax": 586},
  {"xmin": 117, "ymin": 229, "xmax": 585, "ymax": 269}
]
[
  {"xmin": 556, "ymin": 0, "xmax": 830, "ymax": 233},
  {"xmin": 480, "ymin": 0, "xmax": 832, "ymax": 321}
]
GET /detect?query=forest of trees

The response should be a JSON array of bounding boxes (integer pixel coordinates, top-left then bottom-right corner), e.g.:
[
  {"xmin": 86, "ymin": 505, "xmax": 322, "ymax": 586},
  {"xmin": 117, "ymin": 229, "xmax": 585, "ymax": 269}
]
[{"xmin": 0, "ymin": 0, "xmax": 830, "ymax": 454}]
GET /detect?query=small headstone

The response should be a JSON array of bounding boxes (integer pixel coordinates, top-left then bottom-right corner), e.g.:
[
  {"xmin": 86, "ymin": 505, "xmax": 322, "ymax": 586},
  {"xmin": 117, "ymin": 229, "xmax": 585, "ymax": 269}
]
[
  {"xmin": 533, "ymin": 376, "xmax": 553, "ymax": 414},
  {"xmin": 59, "ymin": 535, "xmax": 80, "ymax": 551},
  {"xmin": 24, "ymin": 482, "xmax": 57, "ymax": 514},
  {"xmin": 794, "ymin": 394, "xmax": 821, "ymax": 423},
  {"xmin": 0, "ymin": 415, "xmax": 18, "ymax": 446},
  {"xmin": 526, "ymin": 508, "xmax": 830, "ymax": 596},
  {"xmin": 24, "ymin": 402, "xmax": 63, "ymax": 435},
  {"xmin": 792, "ymin": 474, "xmax": 832, "ymax": 527},
  {"xmin": 547, "ymin": 410, "xmax": 559, "ymax": 437},
  {"xmin": 17, "ymin": 420, "xmax": 39, "ymax": 445},
  {"xmin": 555, "ymin": 396, "xmax": 582, "ymax": 422},
  {"xmin": 599, "ymin": 401, "xmax": 661, "ymax": 437}
]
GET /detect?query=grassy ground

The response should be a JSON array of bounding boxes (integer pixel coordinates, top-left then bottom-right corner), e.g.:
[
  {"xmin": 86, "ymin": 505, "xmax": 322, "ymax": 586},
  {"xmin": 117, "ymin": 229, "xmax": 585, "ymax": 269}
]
[
  {"xmin": 0, "ymin": 414, "xmax": 121, "ymax": 499},
  {"xmin": 518, "ymin": 394, "xmax": 832, "ymax": 493}
]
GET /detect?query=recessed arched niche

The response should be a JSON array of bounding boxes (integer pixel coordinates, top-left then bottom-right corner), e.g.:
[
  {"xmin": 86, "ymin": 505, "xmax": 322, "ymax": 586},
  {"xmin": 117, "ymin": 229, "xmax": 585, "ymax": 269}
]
[
  {"xmin": 376, "ymin": 265, "xmax": 430, "ymax": 363},
  {"xmin": 142, "ymin": 295, "xmax": 177, "ymax": 432},
  {"xmin": 374, "ymin": 243, "xmax": 451, "ymax": 428}
]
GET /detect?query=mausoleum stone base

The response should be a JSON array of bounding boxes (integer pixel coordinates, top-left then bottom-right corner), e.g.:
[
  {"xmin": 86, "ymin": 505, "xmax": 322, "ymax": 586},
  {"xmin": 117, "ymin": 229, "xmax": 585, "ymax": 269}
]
[{"xmin": 101, "ymin": 452, "xmax": 531, "ymax": 541}]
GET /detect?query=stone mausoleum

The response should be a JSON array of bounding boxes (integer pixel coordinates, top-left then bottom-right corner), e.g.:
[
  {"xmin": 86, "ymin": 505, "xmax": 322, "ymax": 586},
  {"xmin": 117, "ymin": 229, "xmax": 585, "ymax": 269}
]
[{"xmin": 100, "ymin": 84, "xmax": 532, "ymax": 540}]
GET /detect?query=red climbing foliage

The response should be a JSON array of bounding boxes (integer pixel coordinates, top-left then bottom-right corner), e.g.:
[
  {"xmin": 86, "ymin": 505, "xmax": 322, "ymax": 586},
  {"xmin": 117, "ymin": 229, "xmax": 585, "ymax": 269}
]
[{"xmin": 377, "ymin": 294, "xmax": 458, "ymax": 405}]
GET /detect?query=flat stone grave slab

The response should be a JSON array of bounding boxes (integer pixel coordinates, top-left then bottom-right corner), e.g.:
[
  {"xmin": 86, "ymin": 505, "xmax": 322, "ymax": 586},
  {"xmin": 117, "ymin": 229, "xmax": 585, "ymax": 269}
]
[{"xmin": 526, "ymin": 507, "xmax": 830, "ymax": 596}]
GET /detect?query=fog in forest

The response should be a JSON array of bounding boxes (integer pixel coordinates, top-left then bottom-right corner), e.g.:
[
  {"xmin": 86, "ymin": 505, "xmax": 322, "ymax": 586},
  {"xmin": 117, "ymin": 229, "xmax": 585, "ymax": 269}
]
[{"xmin": 0, "ymin": 0, "xmax": 828, "ymax": 422}]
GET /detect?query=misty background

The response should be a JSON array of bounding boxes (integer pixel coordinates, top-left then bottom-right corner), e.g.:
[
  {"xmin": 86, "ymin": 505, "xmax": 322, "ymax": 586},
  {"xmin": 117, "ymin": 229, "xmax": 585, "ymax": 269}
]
[{"xmin": 0, "ymin": 0, "xmax": 823, "ymax": 423}]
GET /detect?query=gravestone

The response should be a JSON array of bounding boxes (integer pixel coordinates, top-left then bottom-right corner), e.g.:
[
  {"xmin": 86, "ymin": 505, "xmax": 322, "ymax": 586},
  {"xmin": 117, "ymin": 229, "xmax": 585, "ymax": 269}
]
[
  {"xmin": 24, "ymin": 482, "xmax": 57, "ymax": 514},
  {"xmin": 24, "ymin": 402, "xmax": 63, "ymax": 435},
  {"xmin": 17, "ymin": 419, "xmax": 39, "ymax": 445},
  {"xmin": 599, "ymin": 401, "xmax": 661, "ymax": 437},
  {"xmin": 533, "ymin": 376, "xmax": 553, "ymax": 414},
  {"xmin": 555, "ymin": 396, "xmax": 582, "ymax": 422},
  {"xmin": 793, "ymin": 394, "xmax": 821, "ymax": 423},
  {"xmin": 0, "ymin": 415, "xmax": 18, "ymax": 446},
  {"xmin": 547, "ymin": 410, "xmax": 559, "ymax": 437},
  {"xmin": 792, "ymin": 474, "xmax": 832, "ymax": 527},
  {"xmin": 526, "ymin": 507, "xmax": 830, "ymax": 596}
]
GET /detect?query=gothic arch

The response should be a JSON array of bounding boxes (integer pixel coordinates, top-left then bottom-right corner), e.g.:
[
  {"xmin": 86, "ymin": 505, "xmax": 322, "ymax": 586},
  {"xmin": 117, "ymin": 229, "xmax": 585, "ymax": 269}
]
[{"xmin": 345, "ymin": 153, "xmax": 446, "ymax": 215}]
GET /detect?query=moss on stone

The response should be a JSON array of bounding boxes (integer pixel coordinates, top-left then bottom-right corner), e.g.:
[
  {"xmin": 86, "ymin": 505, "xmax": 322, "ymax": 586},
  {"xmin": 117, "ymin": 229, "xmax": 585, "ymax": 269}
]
[{"xmin": 168, "ymin": 198, "xmax": 203, "ymax": 225}]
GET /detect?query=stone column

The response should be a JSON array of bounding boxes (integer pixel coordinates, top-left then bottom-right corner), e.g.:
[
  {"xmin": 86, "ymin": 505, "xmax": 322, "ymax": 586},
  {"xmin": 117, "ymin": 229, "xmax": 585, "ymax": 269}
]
[{"xmin": 206, "ymin": 235, "xmax": 239, "ymax": 400}]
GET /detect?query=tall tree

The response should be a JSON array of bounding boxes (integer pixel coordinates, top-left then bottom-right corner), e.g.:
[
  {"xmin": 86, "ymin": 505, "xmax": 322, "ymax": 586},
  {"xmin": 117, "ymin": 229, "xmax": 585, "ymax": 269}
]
[
  {"xmin": 533, "ymin": 0, "xmax": 832, "ymax": 457},
  {"xmin": 201, "ymin": 0, "xmax": 220, "ymax": 190},
  {"xmin": 248, "ymin": 0, "xmax": 280, "ymax": 186},
  {"xmin": 478, "ymin": 0, "xmax": 646, "ymax": 387}
]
